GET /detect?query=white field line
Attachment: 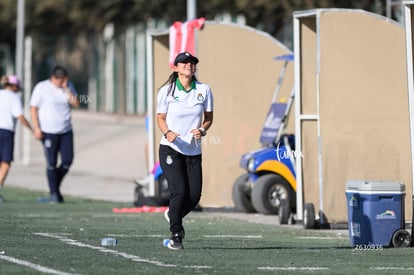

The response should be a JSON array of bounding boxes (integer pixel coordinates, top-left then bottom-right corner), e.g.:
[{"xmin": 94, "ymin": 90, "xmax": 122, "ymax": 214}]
[
  {"xmin": 33, "ymin": 233, "xmax": 164, "ymax": 238},
  {"xmin": 203, "ymin": 235, "xmax": 263, "ymax": 239},
  {"xmin": 0, "ymin": 254, "xmax": 79, "ymax": 275},
  {"xmin": 16, "ymin": 214, "xmax": 61, "ymax": 218},
  {"xmin": 34, "ymin": 233, "xmax": 211, "ymax": 270},
  {"xmin": 258, "ymin": 266, "xmax": 329, "ymax": 271},
  {"xmin": 92, "ymin": 214, "xmax": 138, "ymax": 218},
  {"xmin": 296, "ymin": 236, "xmax": 342, "ymax": 240},
  {"xmin": 106, "ymin": 234, "xmax": 164, "ymax": 238}
]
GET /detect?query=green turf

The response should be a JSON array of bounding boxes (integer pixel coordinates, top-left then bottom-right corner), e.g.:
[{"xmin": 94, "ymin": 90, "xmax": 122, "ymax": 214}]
[{"xmin": 1, "ymin": 187, "xmax": 414, "ymax": 274}]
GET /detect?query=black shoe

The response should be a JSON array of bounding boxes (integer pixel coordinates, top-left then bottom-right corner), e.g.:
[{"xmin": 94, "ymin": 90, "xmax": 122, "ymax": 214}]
[
  {"xmin": 50, "ymin": 193, "xmax": 63, "ymax": 204},
  {"xmin": 57, "ymin": 192, "xmax": 64, "ymax": 203},
  {"xmin": 167, "ymin": 233, "xmax": 183, "ymax": 250}
]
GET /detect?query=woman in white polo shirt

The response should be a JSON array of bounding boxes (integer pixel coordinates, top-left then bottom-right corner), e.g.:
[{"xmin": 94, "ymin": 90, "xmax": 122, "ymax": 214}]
[
  {"xmin": 157, "ymin": 52, "xmax": 214, "ymax": 250},
  {"xmin": 30, "ymin": 65, "xmax": 79, "ymax": 203},
  {"xmin": 0, "ymin": 75, "xmax": 33, "ymax": 202}
]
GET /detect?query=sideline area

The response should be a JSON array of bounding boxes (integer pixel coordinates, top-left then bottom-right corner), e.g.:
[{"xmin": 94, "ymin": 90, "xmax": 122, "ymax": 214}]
[{"xmin": 6, "ymin": 110, "xmax": 349, "ymax": 238}]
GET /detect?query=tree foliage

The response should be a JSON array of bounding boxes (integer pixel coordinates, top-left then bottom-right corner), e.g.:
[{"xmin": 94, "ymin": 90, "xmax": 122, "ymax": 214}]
[{"xmin": 0, "ymin": 0, "xmax": 392, "ymax": 47}]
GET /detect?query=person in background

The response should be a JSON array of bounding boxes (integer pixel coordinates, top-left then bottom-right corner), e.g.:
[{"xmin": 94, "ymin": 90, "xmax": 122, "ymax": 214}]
[
  {"xmin": 157, "ymin": 52, "xmax": 214, "ymax": 250},
  {"xmin": 0, "ymin": 75, "xmax": 33, "ymax": 202},
  {"xmin": 30, "ymin": 65, "xmax": 80, "ymax": 203}
]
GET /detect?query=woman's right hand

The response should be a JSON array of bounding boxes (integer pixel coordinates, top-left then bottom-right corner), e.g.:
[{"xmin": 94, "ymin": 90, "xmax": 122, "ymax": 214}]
[
  {"xmin": 165, "ymin": 131, "xmax": 179, "ymax": 143},
  {"xmin": 34, "ymin": 128, "xmax": 43, "ymax": 140}
]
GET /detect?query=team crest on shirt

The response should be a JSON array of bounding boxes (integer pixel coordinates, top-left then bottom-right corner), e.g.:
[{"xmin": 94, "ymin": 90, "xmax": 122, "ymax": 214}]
[
  {"xmin": 166, "ymin": 155, "xmax": 173, "ymax": 165},
  {"xmin": 197, "ymin": 93, "xmax": 204, "ymax": 102}
]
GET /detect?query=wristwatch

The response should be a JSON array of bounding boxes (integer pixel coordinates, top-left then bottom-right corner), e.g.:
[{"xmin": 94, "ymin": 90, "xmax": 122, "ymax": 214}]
[
  {"xmin": 164, "ymin": 130, "xmax": 172, "ymax": 138},
  {"xmin": 199, "ymin": 127, "xmax": 206, "ymax": 136}
]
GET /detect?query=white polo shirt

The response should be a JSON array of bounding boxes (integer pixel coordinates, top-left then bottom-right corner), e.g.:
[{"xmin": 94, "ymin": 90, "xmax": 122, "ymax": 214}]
[
  {"xmin": 30, "ymin": 80, "xmax": 76, "ymax": 134},
  {"xmin": 157, "ymin": 79, "xmax": 213, "ymax": 156},
  {"xmin": 0, "ymin": 89, "xmax": 23, "ymax": 132}
]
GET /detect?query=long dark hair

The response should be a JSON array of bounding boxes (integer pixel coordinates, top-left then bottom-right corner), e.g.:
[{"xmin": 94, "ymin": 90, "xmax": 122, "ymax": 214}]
[{"xmin": 160, "ymin": 72, "xmax": 198, "ymax": 97}]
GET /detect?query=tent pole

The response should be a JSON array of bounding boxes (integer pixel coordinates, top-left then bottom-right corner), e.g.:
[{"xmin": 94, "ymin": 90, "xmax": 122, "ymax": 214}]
[{"xmin": 403, "ymin": 1, "xmax": 414, "ymax": 246}]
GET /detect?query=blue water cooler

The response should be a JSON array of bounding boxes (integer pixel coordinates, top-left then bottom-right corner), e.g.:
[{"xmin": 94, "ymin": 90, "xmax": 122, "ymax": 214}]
[{"xmin": 345, "ymin": 180, "xmax": 409, "ymax": 248}]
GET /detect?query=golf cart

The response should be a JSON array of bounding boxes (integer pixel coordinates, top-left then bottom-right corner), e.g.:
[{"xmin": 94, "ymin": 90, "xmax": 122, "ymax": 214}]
[{"xmin": 232, "ymin": 54, "xmax": 296, "ymax": 224}]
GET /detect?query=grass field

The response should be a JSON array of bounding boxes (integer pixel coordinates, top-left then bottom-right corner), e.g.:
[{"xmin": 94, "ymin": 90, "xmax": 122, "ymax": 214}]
[{"xmin": 1, "ymin": 187, "xmax": 414, "ymax": 274}]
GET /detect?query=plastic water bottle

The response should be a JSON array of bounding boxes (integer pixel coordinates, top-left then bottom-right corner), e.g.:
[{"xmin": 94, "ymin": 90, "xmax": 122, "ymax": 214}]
[
  {"xmin": 101, "ymin": 238, "xmax": 118, "ymax": 246},
  {"xmin": 37, "ymin": 197, "xmax": 50, "ymax": 203}
]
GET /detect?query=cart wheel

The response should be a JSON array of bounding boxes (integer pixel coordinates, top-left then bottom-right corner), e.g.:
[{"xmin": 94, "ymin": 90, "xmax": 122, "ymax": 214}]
[
  {"xmin": 303, "ymin": 203, "xmax": 315, "ymax": 229},
  {"xmin": 232, "ymin": 173, "xmax": 256, "ymax": 213},
  {"xmin": 278, "ymin": 199, "xmax": 290, "ymax": 225},
  {"xmin": 251, "ymin": 174, "xmax": 293, "ymax": 215},
  {"xmin": 133, "ymin": 185, "xmax": 144, "ymax": 207},
  {"xmin": 156, "ymin": 174, "xmax": 169, "ymax": 206},
  {"xmin": 392, "ymin": 229, "xmax": 411, "ymax": 248}
]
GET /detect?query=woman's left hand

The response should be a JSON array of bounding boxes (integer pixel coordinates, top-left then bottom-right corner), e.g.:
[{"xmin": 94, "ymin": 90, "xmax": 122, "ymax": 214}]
[{"xmin": 191, "ymin": 128, "xmax": 204, "ymax": 140}]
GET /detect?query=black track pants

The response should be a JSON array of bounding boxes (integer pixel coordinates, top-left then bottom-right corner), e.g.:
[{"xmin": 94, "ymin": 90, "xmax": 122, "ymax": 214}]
[{"xmin": 159, "ymin": 144, "xmax": 202, "ymax": 234}]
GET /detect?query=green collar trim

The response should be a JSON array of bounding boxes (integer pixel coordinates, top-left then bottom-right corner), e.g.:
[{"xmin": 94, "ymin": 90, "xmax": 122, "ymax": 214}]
[{"xmin": 176, "ymin": 79, "xmax": 195, "ymax": 93}]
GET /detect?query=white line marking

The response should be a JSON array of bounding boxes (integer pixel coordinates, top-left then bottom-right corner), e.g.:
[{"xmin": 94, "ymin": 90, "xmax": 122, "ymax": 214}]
[
  {"xmin": 203, "ymin": 235, "xmax": 263, "ymax": 239},
  {"xmin": 92, "ymin": 214, "xmax": 136, "ymax": 218},
  {"xmin": 34, "ymin": 232, "xmax": 211, "ymax": 270},
  {"xmin": 258, "ymin": 266, "xmax": 329, "ymax": 271},
  {"xmin": 0, "ymin": 254, "xmax": 79, "ymax": 275},
  {"xmin": 106, "ymin": 234, "xmax": 164, "ymax": 238},
  {"xmin": 297, "ymin": 236, "xmax": 340, "ymax": 240},
  {"xmin": 17, "ymin": 214, "xmax": 61, "ymax": 218}
]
